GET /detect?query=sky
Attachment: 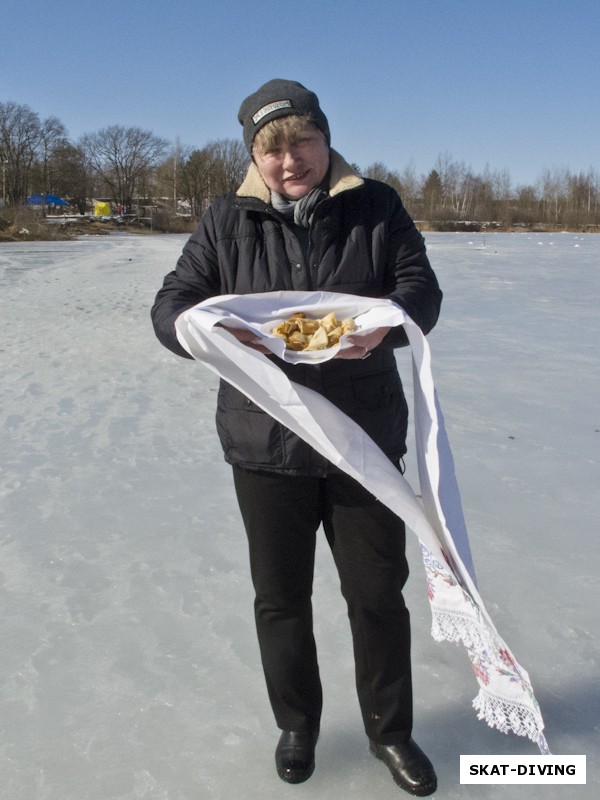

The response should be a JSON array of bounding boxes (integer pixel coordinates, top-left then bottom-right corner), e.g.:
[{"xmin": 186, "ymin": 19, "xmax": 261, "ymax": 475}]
[{"xmin": 2, "ymin": 0, "xmax": 599, "ymax": 187}]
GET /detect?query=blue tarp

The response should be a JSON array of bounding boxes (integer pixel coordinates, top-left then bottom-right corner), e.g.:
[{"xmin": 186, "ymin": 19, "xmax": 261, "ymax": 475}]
[{"xmin": 26, "ymin": 194, "xmax": 70, "ymax": 206}]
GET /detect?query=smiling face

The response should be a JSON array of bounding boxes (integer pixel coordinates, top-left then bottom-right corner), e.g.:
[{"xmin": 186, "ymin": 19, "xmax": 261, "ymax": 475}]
[{"xmin": 252, "ymin": 117, "xmax": 330, "ymax": 200}]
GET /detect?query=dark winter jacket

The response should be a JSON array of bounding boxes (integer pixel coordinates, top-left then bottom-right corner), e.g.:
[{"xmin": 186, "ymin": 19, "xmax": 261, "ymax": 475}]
[{"xmin": 151, "ymin": 150, "xmax": 442, "ymax": 476}]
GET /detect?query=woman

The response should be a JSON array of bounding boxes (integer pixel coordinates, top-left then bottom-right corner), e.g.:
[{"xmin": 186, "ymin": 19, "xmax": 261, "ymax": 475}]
[{"xmin": 152, "ymin": 79, "xmax": 441, "ymax": 796}]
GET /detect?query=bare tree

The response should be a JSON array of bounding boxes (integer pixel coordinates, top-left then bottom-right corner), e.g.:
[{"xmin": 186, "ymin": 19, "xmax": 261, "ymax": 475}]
[
  {"xmin": 455, "ymin": 168, "xmax": 477, "ymax": 219},
  {"xmin": 363, "ymin": 161, "xmax": 389, "ymax": 183},
  {"xmin": 178, "ymin": 147, "xmax": 212, "ymax": 217},
  {"xmin": 155, "ymin": 141, "xmax": 185, "ymax": 211},
  {"xmin": 204, "ymin": 138, "xmax": 249, "ymax": 198},
  {"xmin": 564, "ymin": 169, "xmax": 599, "ymax": 226},
  {"xmin": 490, "ymin": 167, "xmax": 512, "ymax": 224},
  {"xmin": 172, "ymin": 139, "xmax": 248, "ymax": 219},
  {"xmin": 434, "ymin": 153, "xmax": 470, "ymax": 218},
  {"xmin": 80, "ymin": 125, "xmax": 169, "ymax": 209},
  {"xmin": 0, "ymin": 101, "xmax": 44, "ymax": 203},
  {"xmin": 398, "ymin": 160, "xmax": 419, "ymax": 209},
  {"xmin": 539, "ymin": 167, "xmax": 567, "ymax": 224},
  {"xmin": 514, "ymin": 184, "xmax": 539, "ymax": 224},
  {"xmin": 35, "ymin": 116, "xmax": 69, "ymax": 195},
  {"xmin": 363, "ymin": 161, "xmax": 403, "ymax": 196},
  {"xmin": 51, "ymin": 143, "xmax": 91, "ymax": 214}
]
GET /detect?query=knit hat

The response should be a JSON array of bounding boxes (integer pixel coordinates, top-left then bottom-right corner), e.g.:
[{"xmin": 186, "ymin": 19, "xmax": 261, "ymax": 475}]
[{"xmin": 238, "ymin": 79, "xmax": 330, "ymax": 153}]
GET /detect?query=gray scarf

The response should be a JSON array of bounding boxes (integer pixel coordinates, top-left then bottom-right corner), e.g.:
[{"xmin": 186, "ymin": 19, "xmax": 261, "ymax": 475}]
[{"xmin": 271, "ymin": 186, "xmax": 328, "ymax": 228}]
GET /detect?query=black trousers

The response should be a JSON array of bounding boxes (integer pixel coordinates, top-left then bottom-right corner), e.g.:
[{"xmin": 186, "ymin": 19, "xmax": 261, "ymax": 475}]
[{"xmin": 232, "ymin": 465, "xmax": 413, "ymax": 745}]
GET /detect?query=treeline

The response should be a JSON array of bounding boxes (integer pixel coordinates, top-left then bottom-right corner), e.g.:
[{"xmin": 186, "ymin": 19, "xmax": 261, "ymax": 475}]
[
  {"xmin": 0, "ymin": 101, "xmax": 249, "ymax": 224},
  {"xmin": 2, "ymin": 100, "xmax": 599, "ymax": 230},
  {"xmin": 363, "ymin": 156, "xmax": 600, "ymax": 230}
]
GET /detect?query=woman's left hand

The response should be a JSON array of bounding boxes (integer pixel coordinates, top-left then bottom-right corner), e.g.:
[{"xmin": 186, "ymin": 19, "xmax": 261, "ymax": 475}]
[{"xmin": 333, "ymin": 326, "xmax": 392, "ymax": 360}]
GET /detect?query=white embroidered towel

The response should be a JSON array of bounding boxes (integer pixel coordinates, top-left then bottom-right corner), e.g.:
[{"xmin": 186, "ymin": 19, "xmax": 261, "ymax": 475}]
[{"xmin": 175, "ymin": 290, "xmax": 549, "ymax": 753}]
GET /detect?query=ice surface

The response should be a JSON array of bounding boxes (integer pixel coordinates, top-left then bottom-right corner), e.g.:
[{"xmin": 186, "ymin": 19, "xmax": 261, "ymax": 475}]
[{"xmin": 1, "ymin": 231, "xmax": 598, "ymax": 799}]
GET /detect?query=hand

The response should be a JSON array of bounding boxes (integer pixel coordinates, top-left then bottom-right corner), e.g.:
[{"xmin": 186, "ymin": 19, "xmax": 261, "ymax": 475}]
[
  {"xmin": 333, "ymin": 326, "xmax": 392, "ymax": 360},
  {"xmin": 216, "ymin": 324, "xmax": 272, "ymax": 354}
]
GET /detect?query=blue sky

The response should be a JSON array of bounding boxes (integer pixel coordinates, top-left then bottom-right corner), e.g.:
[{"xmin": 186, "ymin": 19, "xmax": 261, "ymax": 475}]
[{"xmin": 2, "ymin": 0, "xmax": 598, "ymax": 186}]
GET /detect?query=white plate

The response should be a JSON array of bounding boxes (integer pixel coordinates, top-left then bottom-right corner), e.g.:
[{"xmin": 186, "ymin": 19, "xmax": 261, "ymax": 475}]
[{"xmin": 257, "ymin": 315, "xmax": 363, "ymax": 363}]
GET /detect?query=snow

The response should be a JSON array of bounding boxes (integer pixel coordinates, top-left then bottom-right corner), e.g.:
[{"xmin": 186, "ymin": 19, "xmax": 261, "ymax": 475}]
[{"xmin": 1, "ymin": 231, "xmax": 598, "ymax": 799}]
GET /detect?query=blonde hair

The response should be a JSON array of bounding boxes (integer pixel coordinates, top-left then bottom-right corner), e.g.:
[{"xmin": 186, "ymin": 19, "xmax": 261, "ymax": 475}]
[{"xmin": 252, "ymin": 114, "xmax": 320, "ymax": 154}]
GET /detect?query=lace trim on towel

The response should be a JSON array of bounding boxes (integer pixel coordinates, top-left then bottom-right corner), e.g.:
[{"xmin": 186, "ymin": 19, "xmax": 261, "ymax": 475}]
[{"xmin": 421, "ymin": 543, "xmax": 550, "ymax": 754}]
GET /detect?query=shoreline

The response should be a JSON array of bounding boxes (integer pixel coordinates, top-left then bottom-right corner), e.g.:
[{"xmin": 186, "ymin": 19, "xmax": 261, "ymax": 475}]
[{"xmin": 2, "ymin": 221, "xmax": 600, "ymax": 244}]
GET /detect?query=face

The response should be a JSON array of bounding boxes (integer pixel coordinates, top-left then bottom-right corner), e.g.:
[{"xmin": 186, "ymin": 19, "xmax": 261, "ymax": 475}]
[{"xmin": 253, "ymin": 126, "xmax": 330, "ymax": 200}]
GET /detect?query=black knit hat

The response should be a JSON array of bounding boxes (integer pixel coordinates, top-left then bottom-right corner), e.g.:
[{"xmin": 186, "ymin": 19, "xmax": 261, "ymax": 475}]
[{"xmin": 238, "ymin": 79, "xmax": 330, "ymax": 153}]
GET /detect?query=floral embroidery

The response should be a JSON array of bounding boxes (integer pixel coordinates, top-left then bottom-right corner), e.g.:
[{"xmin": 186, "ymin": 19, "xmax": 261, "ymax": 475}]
[
  {"xmin": 419, "ymin": 543, "xmax": 547, "ymax": 750},
  {"xmin": 468, "ymin": 651, "xmax": 491, "ymax": 685},
  {"xmin": 421, "ymin": 543, "xmax": 459, "ymax": 599}
]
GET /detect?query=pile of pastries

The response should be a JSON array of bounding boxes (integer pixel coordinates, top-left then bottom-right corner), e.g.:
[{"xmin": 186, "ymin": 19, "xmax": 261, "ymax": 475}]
[{"xmin": 272, "ymin": 312, "xmax": 356, "ymax": 351}]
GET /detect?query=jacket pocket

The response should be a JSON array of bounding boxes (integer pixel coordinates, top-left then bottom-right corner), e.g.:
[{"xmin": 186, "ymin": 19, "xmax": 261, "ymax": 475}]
[{"xmin": 216, "ymin": 381, "xmax": 286, "ymax": 468}]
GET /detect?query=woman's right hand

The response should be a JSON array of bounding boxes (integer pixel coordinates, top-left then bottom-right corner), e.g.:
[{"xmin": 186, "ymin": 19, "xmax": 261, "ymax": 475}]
[{"xmin": 216, "ymin": 324, "xmax": 271, "ymax": 354}]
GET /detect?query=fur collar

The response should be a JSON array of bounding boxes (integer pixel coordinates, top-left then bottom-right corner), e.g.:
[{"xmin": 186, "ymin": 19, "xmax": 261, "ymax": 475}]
[{"xmin": 236, "ymin": 149, "xmax": 363, "ymax": 204}]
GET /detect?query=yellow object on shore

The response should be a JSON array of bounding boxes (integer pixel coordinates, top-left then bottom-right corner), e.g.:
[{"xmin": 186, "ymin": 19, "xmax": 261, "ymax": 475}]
[{"xmin": 93, "ymin": 202, "xmax": 112, "ymax": 216}]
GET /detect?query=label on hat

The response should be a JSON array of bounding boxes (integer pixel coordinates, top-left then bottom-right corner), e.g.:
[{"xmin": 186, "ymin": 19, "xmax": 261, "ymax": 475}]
[{"xmin": 252, "ymin": 100, "xmax": 292, "ymax": 125}]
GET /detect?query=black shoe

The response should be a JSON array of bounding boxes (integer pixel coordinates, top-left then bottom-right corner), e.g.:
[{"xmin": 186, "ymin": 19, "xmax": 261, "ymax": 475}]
[
  {"xmin": 275, "ymin": 729, "xmax": 319, "ymax": 784},
  {"xmin": 370, "ymin": 738, "xmax": 437, "ymax": 796}
]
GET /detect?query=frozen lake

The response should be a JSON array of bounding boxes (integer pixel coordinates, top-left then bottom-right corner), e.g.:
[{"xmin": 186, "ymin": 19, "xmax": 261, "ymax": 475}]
[{"xmin": 1, "ymin": 231, "xmax": 598, "ymax": 799}]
